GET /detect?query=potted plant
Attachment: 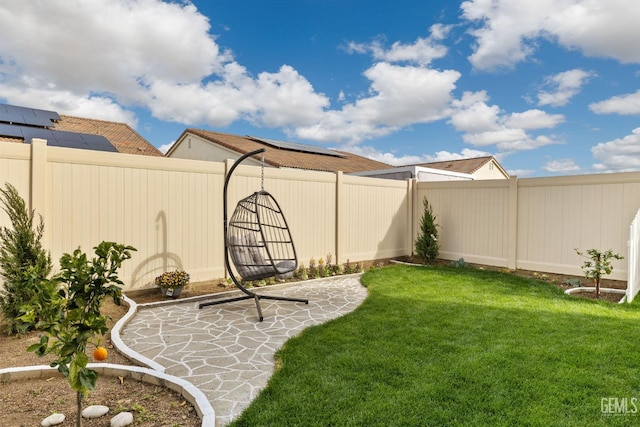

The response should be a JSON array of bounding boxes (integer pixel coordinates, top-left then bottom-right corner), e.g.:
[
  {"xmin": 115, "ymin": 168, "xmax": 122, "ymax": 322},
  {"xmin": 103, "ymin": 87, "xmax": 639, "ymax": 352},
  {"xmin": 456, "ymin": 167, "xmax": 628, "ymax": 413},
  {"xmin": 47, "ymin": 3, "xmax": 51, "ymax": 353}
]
[{"xmin": 155, "ymin": 270, "xmax": 189, "ymax": 298}]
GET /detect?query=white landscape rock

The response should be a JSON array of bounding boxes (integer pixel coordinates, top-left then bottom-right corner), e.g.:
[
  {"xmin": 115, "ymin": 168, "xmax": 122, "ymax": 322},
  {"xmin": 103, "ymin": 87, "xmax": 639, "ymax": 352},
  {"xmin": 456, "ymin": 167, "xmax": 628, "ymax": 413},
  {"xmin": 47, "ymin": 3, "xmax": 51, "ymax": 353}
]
[
  {"xmin": 82, "ymin": 404, "xmax": 110, "ymax": 418},
  {"xmin": 110, "ymin": 411, "xmax": 134, "ymax": 427},
  {"xmin": 41, "ymin": 413, "xmax": 65, "ymax": 426}
]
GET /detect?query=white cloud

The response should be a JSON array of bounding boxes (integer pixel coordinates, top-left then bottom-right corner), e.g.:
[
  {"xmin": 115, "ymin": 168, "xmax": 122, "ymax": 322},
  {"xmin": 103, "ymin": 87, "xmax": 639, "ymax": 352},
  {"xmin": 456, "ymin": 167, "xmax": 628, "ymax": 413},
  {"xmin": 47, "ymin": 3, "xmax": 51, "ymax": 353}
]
[
  {"xmin": 463, "ymin": 128, "xmax": 529, "ymax": 147},
  {"xmin": 449, "ymin": 91, "xmax": 563, "ymax": 153},
  {"xmin": 507, "ymin": 169, "xmax": 535, "ymax": 177},
  {"xmin": 158, "ymin": 143, "xmax": 173, "ymax": 154},
  {"xmin": 429, "ymin": 148, "xmax": 492, "ymax": 162},
  {"xmin": 497, "ymin": 135, "xmax": 558, "ymax": 152},
  {"xmin": 542, "ymin": 159, "xmax": 581, "ymax": 173},
  {"xmin": 461, "ymin": 0, "xmax": 640, "ymax": 70},
  {"xmin": 0, "ymin": 1, "xmax": 224, "ymax": 105},
  {"xmin": 589, "ymin": 90, "xmax": 640, "ymax": 115},
  {"xmin": 591, "ymin": 128, "xmax": 640, "ymax": 172},
  {"xmin": 0, "ymin": 0, "xmax": 463, "ymax": 148},
  {"xmin": 449, "ymin": 91, "xmax": 501, "ymax": 133},
  {"xmin": 346, "ymin": 24, "xmax": 450, "ymax": 66},
  {"xmin": 505, "ymin": 109, "xmax": 565, "ymax": 129},
  {"xmin": 295, "ymin": 63, "xmax": 461, "ymax": 144},
  {"xmin": 344, "ymin": 145, "xmax": 492, "ymax": 166},
  {"xmin": 0, "ymin": 84, "xmax": 137, "ymax": 126},
  {"xmin": 537, "ymin": 69, "xmax": 594, "ymax": 107},
  {"xmin": 0, "ymin": 1, "xmax": 330, "ymax": 132}
]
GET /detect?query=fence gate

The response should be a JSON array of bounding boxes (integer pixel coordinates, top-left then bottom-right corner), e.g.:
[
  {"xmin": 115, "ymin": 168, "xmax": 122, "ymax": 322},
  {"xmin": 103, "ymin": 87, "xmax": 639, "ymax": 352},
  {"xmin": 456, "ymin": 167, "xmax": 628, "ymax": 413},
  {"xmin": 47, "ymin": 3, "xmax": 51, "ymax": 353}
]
[{"xmin": 628, "ymin": 209, "xmax": 640, "ymax": 303}]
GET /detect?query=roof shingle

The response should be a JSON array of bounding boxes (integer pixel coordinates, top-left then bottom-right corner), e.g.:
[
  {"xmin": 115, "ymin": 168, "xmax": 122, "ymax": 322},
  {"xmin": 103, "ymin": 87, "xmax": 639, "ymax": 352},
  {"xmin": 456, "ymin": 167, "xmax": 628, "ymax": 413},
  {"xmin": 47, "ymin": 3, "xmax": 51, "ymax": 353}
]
[
  {"xmin": 414, "ymin": 156, "xmax": 496, "ymax": 174},
  {"xmin": 180, "ymin": 129, "xmax": 390, "ymax": 173},
  {"xmin": 53, "ymin": 115, "xmax": 162, "ymax": 156}
]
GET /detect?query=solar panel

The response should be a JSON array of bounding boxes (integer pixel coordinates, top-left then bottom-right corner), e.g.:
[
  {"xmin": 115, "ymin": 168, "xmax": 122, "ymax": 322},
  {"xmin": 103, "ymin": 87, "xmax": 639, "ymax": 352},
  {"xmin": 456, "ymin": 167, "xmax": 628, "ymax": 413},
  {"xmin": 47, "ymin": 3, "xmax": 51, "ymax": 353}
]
[
  {"xmin": 20, "ymin": 127, "xmax": 57, "ymax": 142},
  {"xmin": 81, "ymin": 134, "xmax": 118, "ymax": 152},
  {"xmin": 247, "ymin": 136, "xmax": 346, "ymax": 158},
  {"xmin": 0, "ymin": 112, "xmax": 54, "ymax": 127},
  {"xmin": 33, "ymin": 107, "xmax": 61, "ymax": 121},
  {"xmin": 0, "ymin": 123, "xmax": 24, "ymax": 138},
  {"xmin": 0, "ymin": 104, "xmax": 116, "ymax": 153},
  {"xmin": 0, "ymin": 104, "xmax": 59, "ymax": 127},
  {"xmin": 0, "ymin": 125, "xmax": 117, "ymax": 153}
]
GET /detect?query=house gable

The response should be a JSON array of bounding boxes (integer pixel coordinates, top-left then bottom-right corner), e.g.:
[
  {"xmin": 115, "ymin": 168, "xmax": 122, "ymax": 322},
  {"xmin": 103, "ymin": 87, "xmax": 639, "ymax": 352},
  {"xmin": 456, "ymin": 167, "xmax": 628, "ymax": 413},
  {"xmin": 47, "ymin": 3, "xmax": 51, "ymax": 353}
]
[
  {"xmin": 416, "ymin": 156, "xmax": 509, "ymax": 180},
  {"xmin": 166, "ymin": 129, "xmax": 390, "ymax": 173}
]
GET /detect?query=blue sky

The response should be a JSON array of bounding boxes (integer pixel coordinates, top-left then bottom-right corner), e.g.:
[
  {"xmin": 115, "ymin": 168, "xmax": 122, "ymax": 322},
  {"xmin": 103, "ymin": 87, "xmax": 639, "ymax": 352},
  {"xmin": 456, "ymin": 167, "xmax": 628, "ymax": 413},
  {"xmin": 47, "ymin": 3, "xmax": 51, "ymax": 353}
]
[{"xmin": 1, "ymin": 0, "xmax": 639, "ymax": 176}]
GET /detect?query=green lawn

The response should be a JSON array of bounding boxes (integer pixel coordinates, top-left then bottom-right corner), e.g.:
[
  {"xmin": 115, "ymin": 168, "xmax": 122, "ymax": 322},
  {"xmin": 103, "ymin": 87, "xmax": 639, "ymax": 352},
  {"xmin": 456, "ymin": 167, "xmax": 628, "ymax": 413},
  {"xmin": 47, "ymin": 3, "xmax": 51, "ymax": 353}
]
[{"xmin": 230, "ymin": 264, "xmax": 640, "ymax": 427}]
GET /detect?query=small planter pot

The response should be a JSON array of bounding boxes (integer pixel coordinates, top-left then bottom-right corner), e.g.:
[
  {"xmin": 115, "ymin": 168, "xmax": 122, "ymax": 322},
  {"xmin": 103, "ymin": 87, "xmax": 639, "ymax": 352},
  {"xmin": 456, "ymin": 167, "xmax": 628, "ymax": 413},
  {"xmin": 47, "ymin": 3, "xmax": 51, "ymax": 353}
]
[{"xmin": 159, "ymin": 286, "xmax": 183, "ymax": 298}]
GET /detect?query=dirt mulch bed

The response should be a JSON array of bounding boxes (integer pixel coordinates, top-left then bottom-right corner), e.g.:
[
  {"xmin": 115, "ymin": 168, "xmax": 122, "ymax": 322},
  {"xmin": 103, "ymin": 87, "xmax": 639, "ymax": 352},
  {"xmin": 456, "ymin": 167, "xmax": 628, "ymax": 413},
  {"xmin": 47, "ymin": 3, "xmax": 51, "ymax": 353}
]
[{"xmin": 0, "ymin": 299, "xmax": 201, "ymax": 427}]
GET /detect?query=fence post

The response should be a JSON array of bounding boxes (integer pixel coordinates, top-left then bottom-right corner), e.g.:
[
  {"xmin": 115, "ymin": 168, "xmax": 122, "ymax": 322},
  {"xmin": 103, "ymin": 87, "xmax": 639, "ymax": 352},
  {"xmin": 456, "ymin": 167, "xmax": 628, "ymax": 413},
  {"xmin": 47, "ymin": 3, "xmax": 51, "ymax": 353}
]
[
  {"xmin": 222, "ymin": 158, "xmax": 234, "ymax": 280},
  {"xmin": 30, "ymin": 138, "xmax": 49, "ymax": 249},
  {"xmin": 407, "ymin": 178, "xmax": 415, "ymax": 257},
  {"xmin": 507, "ymin": 176, "xmax": 518, "ymax": 270},
  {"xmin": 335, "ymin": 171, "xmax": 344, "ymax": 265}
]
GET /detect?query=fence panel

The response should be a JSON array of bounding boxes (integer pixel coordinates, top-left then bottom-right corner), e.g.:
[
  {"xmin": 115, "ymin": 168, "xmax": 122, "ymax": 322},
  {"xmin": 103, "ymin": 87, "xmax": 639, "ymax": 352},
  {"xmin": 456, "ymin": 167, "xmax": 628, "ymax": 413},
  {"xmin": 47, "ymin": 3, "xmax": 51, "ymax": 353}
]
[
  {"xmin": 6, "ymin": 138, "xmax": 640, "ymax": 292},
  {"xmin": 0, "ymin": 141, "xmax": 411, "ymax": 291},
  {"xmin": 341, "ymin": 174, "xmax": 410, "ymax": 263},
  {"xmin": 517, "ymin": 175, "xmax": 640, "ymax": 280},
  {"xmin": 419, "ymin": 173, "xmax": 640, "ymax": 281},
  {"xmin": 0, "ymin": 144, "xmax": 31, "ymax": 231},
  {"xmin": 417, "ymin": 179, "xmax": 512, "ymax": 267},
  {"xmin": 43, "ymin": 146, "xmax": 227, "ymax": 289},
  {"xmin": 628, "ymin": 209, "xmax": 640, "ymax": 302}
]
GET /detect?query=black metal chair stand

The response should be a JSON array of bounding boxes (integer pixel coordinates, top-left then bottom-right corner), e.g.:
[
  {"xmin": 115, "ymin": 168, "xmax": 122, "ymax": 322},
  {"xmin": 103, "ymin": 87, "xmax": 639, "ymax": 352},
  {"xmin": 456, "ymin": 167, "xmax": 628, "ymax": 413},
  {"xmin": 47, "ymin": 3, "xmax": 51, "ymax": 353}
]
[{"xmin": 198, "ymin": 148, "xmax": 308, "ymax": 321}]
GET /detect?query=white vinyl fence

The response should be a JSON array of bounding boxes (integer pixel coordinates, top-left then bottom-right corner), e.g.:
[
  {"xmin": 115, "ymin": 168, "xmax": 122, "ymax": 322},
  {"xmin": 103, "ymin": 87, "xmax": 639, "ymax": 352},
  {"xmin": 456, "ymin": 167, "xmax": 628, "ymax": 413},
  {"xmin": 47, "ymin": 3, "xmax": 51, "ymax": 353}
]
[{"xmin": 627, "ymin": 209, "xmax": 640, "ymax": 303}]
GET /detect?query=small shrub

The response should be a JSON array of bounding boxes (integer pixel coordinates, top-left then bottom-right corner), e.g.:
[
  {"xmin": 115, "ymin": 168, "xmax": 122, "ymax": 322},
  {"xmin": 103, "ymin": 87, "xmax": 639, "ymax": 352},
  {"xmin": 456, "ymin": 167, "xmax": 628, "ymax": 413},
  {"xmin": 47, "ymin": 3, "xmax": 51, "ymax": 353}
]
[
  {"xmin": 295, "ymin": 264, "xmax": 309, "ymax": 280},
  {"xmin": 333, "ymin": 263, "xmax": 343, "ymax": 276},
  {"xmin": 354, "ymin": 262, "xmax": 363, "ymax": 273},
  {"xmin": 309, "ymin": 258, "xmax": 318, "ymax": 278},
  {"xmin": 0, "ymin": 183, "xmax": 55, "ymax": 334},
  {"xmin": 318, "ymin": 258, "xmax": 326, "ymax": 277},
  {"xmin": 326, "ymin": 253, "xmax": 335, "ymax": 276},
  {"xmin": 564, "ymin": 278, "xmax": 582, "ymax": 287},
  {"xmin": 415, "ymin": 197, "xmax": 439, "ymax": 264},
  {"xmin": 344, "ymin": 259, "xmax": 354, "ymax": 274},
  {"xmin": 450, "ymin": 258, "xmax": 467, "ymax": 268}
]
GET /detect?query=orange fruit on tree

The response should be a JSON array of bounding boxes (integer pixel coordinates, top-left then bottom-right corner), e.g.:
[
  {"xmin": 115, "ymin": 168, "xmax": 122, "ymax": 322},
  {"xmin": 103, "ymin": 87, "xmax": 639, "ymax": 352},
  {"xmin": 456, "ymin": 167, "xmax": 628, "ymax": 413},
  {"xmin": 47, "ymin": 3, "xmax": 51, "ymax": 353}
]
[{"xmin": 93, "ymin": 346, "xmax": 108, "ymax": 361}]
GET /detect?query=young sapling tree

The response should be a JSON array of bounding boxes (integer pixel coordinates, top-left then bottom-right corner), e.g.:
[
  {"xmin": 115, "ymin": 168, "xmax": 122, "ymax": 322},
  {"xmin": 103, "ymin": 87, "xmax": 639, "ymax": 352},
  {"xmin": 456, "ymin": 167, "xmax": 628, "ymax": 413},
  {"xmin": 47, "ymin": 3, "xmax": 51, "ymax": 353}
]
[
  {"xmin": 575, "ymin": 248, "xmax": 623, "ymax": 298},
  {"xmin": 27, "ymin": 241, "xmax": 136, "ymax": 427}
]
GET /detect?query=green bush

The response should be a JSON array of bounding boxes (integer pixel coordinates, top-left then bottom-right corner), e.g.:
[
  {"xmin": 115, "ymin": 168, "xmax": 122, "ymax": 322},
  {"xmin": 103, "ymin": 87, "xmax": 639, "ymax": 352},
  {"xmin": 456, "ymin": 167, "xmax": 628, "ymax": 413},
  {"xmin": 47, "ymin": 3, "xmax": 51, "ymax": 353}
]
[
  {"xmin": 0, "ymin": 183, "xmax": 54, "ymax": 334},
  {"xmin": 415, "ymin": 197, "xmax": 440, "ymax": 263}
]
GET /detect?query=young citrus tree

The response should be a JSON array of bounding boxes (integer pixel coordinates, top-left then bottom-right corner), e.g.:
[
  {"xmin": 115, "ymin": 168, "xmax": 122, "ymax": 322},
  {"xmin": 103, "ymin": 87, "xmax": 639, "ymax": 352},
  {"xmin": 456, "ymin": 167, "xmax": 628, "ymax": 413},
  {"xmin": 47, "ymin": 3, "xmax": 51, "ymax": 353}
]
[
  {"xmin": 27, "ymin": 241, "xmax": 136, "ymax": 427},
  {"xmin": 575, "ymin": 248, "xmax": 623, "ymax": 298}
]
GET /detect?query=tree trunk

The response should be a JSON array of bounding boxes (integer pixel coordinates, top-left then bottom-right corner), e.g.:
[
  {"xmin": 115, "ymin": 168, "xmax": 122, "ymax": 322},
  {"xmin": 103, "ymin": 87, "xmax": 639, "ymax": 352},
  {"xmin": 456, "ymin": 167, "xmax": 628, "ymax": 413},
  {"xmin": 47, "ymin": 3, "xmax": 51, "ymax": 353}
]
[
  {"xmin": 596, "ymin": 253, "xmax": 601, "ymax": 298},
  {"xmin": 76, "ymin": 391, "xmax": 83, "ymax": 427}
]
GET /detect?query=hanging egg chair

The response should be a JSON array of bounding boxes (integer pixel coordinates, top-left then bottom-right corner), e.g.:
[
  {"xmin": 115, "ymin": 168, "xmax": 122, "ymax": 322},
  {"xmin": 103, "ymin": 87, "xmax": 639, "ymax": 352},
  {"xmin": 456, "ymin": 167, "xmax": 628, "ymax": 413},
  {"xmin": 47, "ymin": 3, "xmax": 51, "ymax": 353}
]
[
  {"xmin": 227, "ymin": 190, "xmax": 297, "ymax": 282},
  {"xmin": 199, "ymin": 148, "xmax": 308, "ymax": 321}
]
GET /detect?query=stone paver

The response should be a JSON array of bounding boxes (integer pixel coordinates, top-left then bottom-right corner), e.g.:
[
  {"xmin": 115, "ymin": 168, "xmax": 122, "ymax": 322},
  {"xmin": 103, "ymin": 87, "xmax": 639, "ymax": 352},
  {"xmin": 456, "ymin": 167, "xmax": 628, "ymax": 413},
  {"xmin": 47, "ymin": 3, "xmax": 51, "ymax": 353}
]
[{"xmin": 119, "ymin": 275, "xmax": 367, "ymax": 426}]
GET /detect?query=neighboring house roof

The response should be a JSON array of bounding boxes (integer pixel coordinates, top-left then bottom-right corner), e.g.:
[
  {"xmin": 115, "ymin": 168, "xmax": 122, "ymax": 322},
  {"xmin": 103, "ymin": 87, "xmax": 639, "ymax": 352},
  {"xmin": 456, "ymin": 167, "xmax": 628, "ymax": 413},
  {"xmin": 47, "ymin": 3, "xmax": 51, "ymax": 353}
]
[
  {"xmin": 352, "ymin": 155, "xmax": 510, "ymax": 181},
  {"xmin": 414, "ymin": 156, "xmax": 508, "ymax": 177},
  {"xmin": 168, "ymin": 129, "xmax": 391, "ymax": 173},
  {"xmin": 53, "ymin": 115, "xmax": 163, "ymax": 156},
  {"xmin": 0, "ymin": 103, "xmax": 162, "ymax": 156}
]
